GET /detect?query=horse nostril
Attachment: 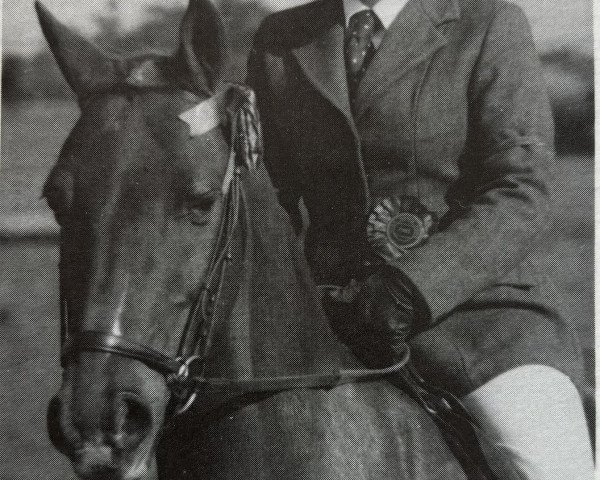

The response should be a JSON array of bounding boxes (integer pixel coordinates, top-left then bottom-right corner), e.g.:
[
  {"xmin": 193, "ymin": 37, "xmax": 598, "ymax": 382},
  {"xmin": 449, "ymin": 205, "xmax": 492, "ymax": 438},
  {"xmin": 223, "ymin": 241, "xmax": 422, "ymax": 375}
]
[
  {"xmin": 47, "ymin": 395, "xmax": 70, "ymax": 454},
  {"xmin": 114, "ymin": 394, "xmax": 153, "ymax": 449}
]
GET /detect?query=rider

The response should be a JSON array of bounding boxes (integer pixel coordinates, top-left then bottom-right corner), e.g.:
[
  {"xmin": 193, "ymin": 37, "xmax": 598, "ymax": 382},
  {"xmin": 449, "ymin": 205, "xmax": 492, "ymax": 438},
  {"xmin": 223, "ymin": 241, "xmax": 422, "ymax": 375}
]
[{"xmin": 247, "ymin": 0, "xmax": 594, "ymax": 478}]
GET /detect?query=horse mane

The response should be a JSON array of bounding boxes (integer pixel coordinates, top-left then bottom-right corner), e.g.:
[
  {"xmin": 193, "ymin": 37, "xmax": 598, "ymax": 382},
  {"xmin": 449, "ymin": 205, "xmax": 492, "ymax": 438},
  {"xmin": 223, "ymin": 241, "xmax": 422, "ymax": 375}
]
[
  {"xmin": 243, "ymin": 163, "xmax": 345, "ymax": 376},
  {"xmin": 199, "ymin": 160, "xmax": 348, "ymax": 386}
]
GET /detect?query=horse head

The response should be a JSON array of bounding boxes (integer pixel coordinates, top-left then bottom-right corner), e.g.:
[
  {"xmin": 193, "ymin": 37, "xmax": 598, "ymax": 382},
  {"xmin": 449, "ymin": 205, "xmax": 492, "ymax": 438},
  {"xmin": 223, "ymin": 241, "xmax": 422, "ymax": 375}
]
[{"xmin": 38, "ymin": 1, "xmax": 237, "ymax": 477}]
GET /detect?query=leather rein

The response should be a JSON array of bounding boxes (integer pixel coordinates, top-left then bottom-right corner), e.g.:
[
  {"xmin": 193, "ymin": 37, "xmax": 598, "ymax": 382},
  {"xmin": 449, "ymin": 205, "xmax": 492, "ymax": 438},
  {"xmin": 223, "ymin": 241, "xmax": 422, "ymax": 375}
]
[{"xmin": 58, "ymin": 86, "xmax": 411, "ymax": 416}]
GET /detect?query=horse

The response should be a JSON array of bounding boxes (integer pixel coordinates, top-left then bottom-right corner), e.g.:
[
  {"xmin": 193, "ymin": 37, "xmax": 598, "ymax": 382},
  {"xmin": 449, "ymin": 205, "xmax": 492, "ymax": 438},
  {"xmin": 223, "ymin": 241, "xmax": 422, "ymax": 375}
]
[{"xmin": 38, "ymin": 0, "xmax": 473, "ymax": 478}]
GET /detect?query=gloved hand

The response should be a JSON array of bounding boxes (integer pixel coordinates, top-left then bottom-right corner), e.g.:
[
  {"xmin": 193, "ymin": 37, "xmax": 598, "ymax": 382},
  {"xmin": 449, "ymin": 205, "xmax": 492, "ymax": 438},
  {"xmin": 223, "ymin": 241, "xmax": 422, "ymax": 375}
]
[{"xmin": 322, "ymin": 267, "xmax": 426, "ymax": 367}]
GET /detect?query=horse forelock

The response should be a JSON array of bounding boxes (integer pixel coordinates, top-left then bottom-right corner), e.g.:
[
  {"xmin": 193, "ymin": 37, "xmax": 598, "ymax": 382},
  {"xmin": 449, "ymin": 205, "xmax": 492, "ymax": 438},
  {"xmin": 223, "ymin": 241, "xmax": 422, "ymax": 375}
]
[{"xmin": 69, "ymin": 53, "xmax": 212, "ymax": 100}]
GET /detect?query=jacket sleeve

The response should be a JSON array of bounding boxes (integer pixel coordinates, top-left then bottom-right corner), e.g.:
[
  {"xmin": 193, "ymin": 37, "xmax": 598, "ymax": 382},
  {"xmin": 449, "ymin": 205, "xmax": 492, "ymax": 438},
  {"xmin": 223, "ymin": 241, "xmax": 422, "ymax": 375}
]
[
  {"xmin": 246, "ymin": 36, "xmax": 304, "ymax": 233},
  {"xmin": 390, "ymin": 4, "xmax": 555, "ymax": 322}
]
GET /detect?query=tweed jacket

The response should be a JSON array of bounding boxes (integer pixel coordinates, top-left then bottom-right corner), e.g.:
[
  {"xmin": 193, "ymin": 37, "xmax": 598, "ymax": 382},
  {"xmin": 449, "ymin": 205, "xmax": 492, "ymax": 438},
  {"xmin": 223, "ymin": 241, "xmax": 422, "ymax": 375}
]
[{"xmin": 247, "ymin": 0, "xmax": 583, "ymax": 393}]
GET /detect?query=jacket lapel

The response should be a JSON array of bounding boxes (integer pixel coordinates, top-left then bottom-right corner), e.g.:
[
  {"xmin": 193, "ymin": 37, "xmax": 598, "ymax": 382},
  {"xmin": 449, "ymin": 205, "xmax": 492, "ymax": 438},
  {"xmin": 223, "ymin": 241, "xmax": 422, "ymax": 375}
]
[
  {"xmin": 354, "ymin": 0, "xmax": 460, "ymax": 120},
  {"xmin": 291, "ymin": 0, "xmax": 356, "ymax": 132}
]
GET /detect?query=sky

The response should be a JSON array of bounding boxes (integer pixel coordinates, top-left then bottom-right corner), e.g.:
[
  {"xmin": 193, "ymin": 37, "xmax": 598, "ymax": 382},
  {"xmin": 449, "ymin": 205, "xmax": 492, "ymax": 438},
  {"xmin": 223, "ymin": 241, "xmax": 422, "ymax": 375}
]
[{"xmin": 2, "ymin": 0, "xmax": 594, "ymax": 57}]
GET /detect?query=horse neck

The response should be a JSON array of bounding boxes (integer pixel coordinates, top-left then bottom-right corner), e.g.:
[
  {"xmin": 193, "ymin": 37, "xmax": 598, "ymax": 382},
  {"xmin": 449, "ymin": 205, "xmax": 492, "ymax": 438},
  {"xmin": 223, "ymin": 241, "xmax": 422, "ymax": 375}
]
[{"xmin": 203, "ymin": 169, "xmax": 346, "ymax": 380}]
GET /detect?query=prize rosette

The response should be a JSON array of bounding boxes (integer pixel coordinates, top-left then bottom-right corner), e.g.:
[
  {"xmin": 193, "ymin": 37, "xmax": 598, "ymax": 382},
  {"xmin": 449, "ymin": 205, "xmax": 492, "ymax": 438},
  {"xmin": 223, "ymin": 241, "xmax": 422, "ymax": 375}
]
[{"xmin": 367, "ymin": 195, "xmax": 436, "ymax": 260}]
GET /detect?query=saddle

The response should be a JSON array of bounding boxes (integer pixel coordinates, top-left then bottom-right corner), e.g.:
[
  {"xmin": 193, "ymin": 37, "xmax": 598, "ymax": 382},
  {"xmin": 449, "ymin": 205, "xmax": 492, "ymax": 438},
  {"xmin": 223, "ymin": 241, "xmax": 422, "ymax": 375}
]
[
  {"xmin": 320, "ymin": 291, "xmax": 506, "ymax": 480},
  {"xmin": 392, "ymin": 361, "xmax": 503, "ymax": 480}
]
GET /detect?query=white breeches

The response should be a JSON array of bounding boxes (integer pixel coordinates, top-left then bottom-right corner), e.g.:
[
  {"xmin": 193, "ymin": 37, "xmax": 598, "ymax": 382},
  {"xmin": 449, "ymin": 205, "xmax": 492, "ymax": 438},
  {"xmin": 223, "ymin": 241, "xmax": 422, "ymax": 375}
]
[{"xmin": 461, "ymin": 364, "xmax": 594, "ymax": 480}]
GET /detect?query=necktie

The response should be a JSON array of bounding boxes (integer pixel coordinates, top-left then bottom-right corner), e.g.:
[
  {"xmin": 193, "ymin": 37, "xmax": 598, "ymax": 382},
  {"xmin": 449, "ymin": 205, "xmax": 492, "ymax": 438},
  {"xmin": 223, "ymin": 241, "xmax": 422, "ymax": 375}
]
[{"xmin": 345, "ymin": 10, "xmax": 379, "ymax": 100}]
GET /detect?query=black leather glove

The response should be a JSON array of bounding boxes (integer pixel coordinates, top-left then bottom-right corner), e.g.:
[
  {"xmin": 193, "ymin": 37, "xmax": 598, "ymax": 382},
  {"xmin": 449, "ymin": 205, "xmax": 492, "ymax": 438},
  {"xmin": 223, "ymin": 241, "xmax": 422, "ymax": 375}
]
[{"xmin": 322, "ymin": 267, "xmax": 428, "ymax": 367}]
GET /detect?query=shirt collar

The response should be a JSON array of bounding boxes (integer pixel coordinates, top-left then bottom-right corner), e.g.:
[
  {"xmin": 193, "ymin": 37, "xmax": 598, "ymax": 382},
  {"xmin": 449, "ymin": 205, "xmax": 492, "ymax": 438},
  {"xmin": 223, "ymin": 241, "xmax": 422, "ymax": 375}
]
[{"xmin": 342, "ymin": 0, "xmax": 409, "ymax": 29}]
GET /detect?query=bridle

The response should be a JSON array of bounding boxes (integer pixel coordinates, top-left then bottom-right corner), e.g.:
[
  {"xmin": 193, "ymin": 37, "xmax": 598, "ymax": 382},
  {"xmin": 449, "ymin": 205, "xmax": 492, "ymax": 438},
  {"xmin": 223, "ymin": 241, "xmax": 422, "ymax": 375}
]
[
  {"xmin": 57, "ymin": 85, "xmax": 411, "ymax": 416},
  {"xmin": 54, "ymin": 85, "xmax": 503, "ymax": 480}
]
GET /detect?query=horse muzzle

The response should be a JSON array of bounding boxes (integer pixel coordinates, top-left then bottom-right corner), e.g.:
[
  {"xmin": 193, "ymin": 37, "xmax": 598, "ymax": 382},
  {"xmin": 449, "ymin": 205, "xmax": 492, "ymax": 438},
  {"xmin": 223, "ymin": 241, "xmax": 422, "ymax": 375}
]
[
  {"xmin": 47, "ymin": 358, "xmax": 168, "ymax": 480},
  {"xmin": 48, "ymin": 393, "xmax": 158, "ymax": 480}
]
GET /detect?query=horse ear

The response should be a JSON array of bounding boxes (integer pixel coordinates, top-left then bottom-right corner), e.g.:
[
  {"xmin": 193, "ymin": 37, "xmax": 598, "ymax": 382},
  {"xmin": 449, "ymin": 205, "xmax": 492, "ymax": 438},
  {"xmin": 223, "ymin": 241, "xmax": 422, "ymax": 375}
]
[
  {"xmin": 176, "ymin": 0, "xmax": 227, "ymax": 95},
  {"xmin": 35, "ymin": 1, "xmax": 120, "ymax": 98}
]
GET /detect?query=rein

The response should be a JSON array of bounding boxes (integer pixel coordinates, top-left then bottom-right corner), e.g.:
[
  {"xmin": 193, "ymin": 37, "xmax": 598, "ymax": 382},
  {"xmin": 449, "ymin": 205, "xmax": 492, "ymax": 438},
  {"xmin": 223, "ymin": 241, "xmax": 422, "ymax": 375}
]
[{"xmin": 58, "ymin": 85, "xmax": 410, "ymax": 416}]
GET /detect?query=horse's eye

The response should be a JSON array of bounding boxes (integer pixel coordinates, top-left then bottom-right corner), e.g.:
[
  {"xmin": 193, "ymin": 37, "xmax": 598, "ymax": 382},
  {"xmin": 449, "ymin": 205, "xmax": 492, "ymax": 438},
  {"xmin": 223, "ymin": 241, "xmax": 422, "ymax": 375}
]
[{"xmin": 187, "ymin": 191, "xmax": 220, "ymax": 225}]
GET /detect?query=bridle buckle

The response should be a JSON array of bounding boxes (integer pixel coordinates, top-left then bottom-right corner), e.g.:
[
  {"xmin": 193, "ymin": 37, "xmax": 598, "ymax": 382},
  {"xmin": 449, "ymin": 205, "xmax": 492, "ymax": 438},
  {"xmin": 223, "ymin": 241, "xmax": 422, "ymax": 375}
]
[
  {"xmin": 168, "ymin": 355, "xmax": 204, "ymax": 415},
  {"xmin": 168, "ymin": 355, "xmax": 203, "ymax": 385}
]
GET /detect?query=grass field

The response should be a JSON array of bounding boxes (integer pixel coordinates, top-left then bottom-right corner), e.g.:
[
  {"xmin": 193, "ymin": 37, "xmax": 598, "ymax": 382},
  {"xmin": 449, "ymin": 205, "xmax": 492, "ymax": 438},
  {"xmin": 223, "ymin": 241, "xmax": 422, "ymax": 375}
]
[{"xmin": 0, "ymin": 101, "xmax": 594, "ymax": 479}]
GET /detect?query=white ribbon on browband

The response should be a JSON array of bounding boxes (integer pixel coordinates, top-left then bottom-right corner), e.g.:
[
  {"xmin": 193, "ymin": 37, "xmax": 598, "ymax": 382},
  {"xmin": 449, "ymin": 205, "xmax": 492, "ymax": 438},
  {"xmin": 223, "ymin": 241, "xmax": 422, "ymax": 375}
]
[
  {"xmin": 179, "ymin": 85, "xmax": 262, "ymax": 195},
  {"xmin": 179, "ymin": 92, "xmax": 235, "ymax": 194},
  {"xmin": 178, "ymin": 89, "xmax": 229, "ymax": 137}
]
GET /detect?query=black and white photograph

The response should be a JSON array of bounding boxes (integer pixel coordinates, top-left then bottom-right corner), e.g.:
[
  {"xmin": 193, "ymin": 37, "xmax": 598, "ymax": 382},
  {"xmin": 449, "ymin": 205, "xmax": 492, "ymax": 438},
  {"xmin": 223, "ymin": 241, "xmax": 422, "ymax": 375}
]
[{"xmin": 0, "ymin": 0, "xmax": 594, "ymax": 478}]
